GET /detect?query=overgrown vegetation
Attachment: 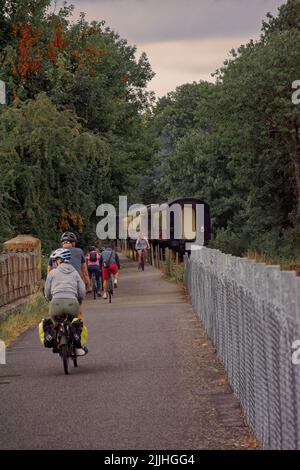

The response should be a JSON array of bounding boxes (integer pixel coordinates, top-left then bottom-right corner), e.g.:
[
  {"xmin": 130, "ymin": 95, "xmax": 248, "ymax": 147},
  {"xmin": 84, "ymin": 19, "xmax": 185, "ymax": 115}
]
[
  {"xmin": 0, "ymin": 292, "xmax": 48, "ymax": 346},
  {"xmin": 146, "ymin": 0, "xmax": 300, "ymax": 262},
  {"xmin": 163, "ymin": 250, "xmax": 185, "ymax": 284},
  {"xmin": 1, "ymin": 0, "xmax": 300, "ymax": 264},
  {"xmin": 245, "ymin": 250, "xmax": 300, "ymax": 274},
  {"xmin": 0, "ymin": 0, "xmax": 155, "ymax": 252}
]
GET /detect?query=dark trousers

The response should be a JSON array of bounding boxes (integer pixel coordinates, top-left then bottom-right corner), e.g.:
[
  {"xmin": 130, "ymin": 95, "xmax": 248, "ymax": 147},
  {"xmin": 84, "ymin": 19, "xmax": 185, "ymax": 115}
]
[{"xmin": 88, "ymin": 265, "xmax": 101, "ymax": 291}]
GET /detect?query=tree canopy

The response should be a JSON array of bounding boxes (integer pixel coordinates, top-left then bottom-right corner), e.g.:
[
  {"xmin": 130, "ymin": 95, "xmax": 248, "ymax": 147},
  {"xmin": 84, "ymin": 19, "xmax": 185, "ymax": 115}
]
[
  {"xmin": 0, "ymin": 0, "xmax": 155, "ymax": 250},
  {"xmin": 147, "ymin": 0, "xmax": 300, "ymax": 259},
  {"xmin": 1, "ymin": 0, "xmax": 300, "ymax": 260}
]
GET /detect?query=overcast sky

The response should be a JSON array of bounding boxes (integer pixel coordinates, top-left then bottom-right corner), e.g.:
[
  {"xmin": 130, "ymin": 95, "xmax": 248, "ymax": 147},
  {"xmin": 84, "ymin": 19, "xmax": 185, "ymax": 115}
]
[{"xmin": 56, "ymin": 0, "xmax": 286, "ymax": 97}]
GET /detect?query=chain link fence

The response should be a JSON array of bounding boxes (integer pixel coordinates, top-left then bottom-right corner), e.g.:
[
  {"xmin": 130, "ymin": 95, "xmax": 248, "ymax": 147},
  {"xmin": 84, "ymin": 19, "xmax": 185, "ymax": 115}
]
[{"xmin": 185, "ymin": 247, "xmax": 300, "ymax": 449}]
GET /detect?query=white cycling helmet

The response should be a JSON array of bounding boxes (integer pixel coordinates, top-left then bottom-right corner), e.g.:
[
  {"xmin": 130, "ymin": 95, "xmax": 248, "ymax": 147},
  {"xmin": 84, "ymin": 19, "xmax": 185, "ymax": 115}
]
[{"xmin": 50, "ymin": 248, "xmax": 71, "ymax": 263}]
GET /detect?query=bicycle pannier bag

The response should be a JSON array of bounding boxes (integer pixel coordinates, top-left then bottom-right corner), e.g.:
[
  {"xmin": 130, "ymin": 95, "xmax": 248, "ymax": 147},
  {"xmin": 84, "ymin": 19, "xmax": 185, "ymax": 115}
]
[
  {"xmin": 71, "ymin": 318, "xmax": 88, "ymax": 347},
  {"xmin": 39, "ymin": 318, "xmax": 55, "ymax": 348}
]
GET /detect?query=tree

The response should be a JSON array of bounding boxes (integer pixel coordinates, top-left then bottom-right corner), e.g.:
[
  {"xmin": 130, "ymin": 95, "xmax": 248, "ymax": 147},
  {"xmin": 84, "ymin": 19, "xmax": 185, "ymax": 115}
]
[
  {"xmin": 0, "ymin": 93, "xmax": 111, "ymax": 250},
  {"xmin": 149, "ymin": 0, "xmax": 300, "ymax": 259},
  {"xmin": 0, "ymin": 1, "xmax": 155, "ymax": 249}
]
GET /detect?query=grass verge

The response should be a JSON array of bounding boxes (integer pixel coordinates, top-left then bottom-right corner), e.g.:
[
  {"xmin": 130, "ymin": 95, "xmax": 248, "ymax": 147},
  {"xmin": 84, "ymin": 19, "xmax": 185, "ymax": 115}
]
[
  {"xmin": 245, "ymin": 250, "xmax": 300, "ymax": 275},
  {"xmin": 0, "ymin": 293, "xmax": 48, "ymax": 347},
  {"xmin": 164, "ymin": 260, "xmax": 185, "ymax": 285}
]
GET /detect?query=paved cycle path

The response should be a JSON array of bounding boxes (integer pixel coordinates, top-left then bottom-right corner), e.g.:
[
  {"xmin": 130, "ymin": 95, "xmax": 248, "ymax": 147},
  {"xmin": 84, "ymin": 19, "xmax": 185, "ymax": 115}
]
[{"xmin": 0, "ymin": 256, "xmax": 253, "ymax": 449}]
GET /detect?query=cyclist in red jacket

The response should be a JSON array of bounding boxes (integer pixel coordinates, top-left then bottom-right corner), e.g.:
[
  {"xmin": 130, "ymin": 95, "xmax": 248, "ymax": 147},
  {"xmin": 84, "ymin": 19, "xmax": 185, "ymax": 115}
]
[{"xmin": 100, "ymin": 244, "xmax": 120, "ymax": 300}]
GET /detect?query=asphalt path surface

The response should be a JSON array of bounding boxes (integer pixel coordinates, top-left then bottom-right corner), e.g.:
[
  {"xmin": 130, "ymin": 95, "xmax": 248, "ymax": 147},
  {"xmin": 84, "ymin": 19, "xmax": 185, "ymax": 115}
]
[{"xmin": 0, "ymin": 256, "xmax": 253, "ymax": 449}]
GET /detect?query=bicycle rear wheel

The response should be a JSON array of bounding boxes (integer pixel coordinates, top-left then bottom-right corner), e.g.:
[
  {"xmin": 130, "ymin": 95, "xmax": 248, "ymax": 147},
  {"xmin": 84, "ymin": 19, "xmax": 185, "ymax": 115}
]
[
  {"xmin": 141, "ymin": 253, "xmax": 145, "ymax": 271},
  {"xmin": 108, "ymin": 273, "xmax": 113, "ymax": 303},
  {"xmin": 92, "ymin": 274, "xmax": 97, "ymax": 300},
  {"xmin": 61, "ymin": 344, "xmax": 69, "ymax": 375}
]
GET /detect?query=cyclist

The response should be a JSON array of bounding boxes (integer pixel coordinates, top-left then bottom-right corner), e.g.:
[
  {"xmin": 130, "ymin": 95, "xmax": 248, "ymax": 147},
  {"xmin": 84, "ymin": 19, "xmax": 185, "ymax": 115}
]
[
  {"xmin": 48, "ymin": 231, "xmax": 91, "ymax": 318},
  {"xmin": 44, "ymin": 248, "xmax": 87, "ymax": 355},
  {"xmin": 86, "ymin": 246, "xmax": 102, "ymax": 297},
  {"xmin": 135, "ymin": 233, "xmax": 150, "ymax": 269},
  {"xmin": 101, "ymin": 243, "xmax": 120, "ymax": 300}
]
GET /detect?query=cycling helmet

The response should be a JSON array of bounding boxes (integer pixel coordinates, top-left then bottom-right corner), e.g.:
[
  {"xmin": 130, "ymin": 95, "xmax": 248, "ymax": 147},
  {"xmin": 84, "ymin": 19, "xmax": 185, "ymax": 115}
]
[
  {"xmin": 60, "ymin": 231, "xmax": 77, "ymax": 243},
  {"xmin": 50, "ymin": 248, "xmax": 72, "ymax": 263}
]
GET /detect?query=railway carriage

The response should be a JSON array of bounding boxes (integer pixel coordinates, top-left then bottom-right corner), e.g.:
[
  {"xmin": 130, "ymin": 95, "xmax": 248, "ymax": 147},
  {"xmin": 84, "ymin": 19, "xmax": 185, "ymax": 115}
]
[{"xmin": 121, "ymin": 197, "xmax": 211, "ymax": 260}]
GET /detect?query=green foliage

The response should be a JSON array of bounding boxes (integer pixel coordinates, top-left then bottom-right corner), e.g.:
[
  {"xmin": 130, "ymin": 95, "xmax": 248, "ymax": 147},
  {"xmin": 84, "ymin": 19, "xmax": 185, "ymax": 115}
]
[
  {"xmin": 0, "ymin": 93, "xmax": 111, "ymax": 251},
  {"xmin": 0, "ymin": 1, "xmax": 155, "ymax": 252},
  {"xmin": 0, "ymin": 292, "xmax": 48, "ymax": 346},
  {"xmin": 150, "ymin": 0, "xmax": 300, "ymax": 260}
]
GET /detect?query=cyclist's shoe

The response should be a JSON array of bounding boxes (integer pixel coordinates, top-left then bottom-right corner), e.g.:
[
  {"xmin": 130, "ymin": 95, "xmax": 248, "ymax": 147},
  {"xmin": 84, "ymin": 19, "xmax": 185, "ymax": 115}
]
[
  {"xmin": 75, "ymin": 346, "xmax": 88, "ymax": 356},
  {"xmin": 103, "ymin": 292, "xmax": 108, "ymax": 299},
  {"xmin": 52, "ymin": 346, "xmax": 59, "ymax": 354},
  {"xmin": 114, "ymin": 280, "xmax": 118, "ymax": 288}
]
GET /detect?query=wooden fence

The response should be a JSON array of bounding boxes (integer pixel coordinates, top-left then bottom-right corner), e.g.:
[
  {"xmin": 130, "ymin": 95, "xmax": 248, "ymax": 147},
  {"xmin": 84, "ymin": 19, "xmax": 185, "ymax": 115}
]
[
  {"xmin": 0, "ymin": 236, "xmax": 41, "ymax": 317},
  {"xmin": 0, "ymin": 250, "xmax": 40, "ymax": 309}
]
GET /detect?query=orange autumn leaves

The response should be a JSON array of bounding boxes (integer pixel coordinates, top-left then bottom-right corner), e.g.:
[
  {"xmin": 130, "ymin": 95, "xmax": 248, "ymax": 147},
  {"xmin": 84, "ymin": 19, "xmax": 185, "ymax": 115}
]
[
  {"xmin": 12, "ymin": 22, "xmax": 66, "ymax": 78},
  {"xmin": 12, "ymin": 23, "xmax": 42, "ymax": 78},
  {"xmin": 58, "ymin": 209, "xmax": 84, "ymax": 234},
  {"xmin": 11, "ymin": 22, "xmax": 110, "ymax": 80},
  {"xmin": 48, "ymin": 23, "xmax": 67, "ymax": 63}
]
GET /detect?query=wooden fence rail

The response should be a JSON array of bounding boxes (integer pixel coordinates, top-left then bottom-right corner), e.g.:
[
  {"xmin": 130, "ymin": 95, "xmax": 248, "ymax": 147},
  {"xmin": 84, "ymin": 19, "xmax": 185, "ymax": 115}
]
[
  {"xmin": 0, "ymin": 250, "xmax": 39, "ymax": 308},
  {"xmin": 0, "ymin": 236, "xmax": 41, "ymax": 316}
]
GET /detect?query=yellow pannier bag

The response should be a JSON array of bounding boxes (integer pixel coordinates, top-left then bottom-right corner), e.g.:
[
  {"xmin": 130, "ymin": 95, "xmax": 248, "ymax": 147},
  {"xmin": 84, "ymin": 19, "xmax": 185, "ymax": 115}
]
[
  {"xmin": 38, "ymin": 320, "xmax": 45, "ymax": 345},
  {"xmin": 81, "ymin": 325, "xmax": 88, "ymax": 346},
  {"xmin": 38, "ymin": 318, "xmax": 55, "ymax": 348},
  {"xmin": 71, "ymin": 318, "xmax": 88, "ymax": 346}
]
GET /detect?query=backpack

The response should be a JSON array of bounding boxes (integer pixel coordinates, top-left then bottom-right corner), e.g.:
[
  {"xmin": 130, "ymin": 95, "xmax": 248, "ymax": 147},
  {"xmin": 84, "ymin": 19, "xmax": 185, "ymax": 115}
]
[
  {"xmin": 103, "ymin": 250, "xmax": 113, "ymax": 268},
  {"xmin": 89, "ymin": 250, "xmax": 98, "ymax": 262}
]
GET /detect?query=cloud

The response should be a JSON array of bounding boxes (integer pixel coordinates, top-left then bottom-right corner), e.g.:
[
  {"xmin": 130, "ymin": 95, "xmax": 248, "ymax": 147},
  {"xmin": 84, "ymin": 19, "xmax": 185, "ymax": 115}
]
[
  {"xmin": 69, "ymin": 0, "xmax": 284, "ymax": 43},
  {"xmin": 57, "ymin": 0, "xmax": 286, "ymax": 97},
  {"xmin": 142, "ymin": 35, "xmax": 253, "ymax": 97}
]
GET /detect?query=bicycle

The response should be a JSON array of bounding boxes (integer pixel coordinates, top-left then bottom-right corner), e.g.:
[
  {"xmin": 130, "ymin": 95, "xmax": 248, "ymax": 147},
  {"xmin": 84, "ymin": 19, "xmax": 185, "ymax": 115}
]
[
  {"xmin": 138, "ymin": 249, "xmax": 147, "ymax": 271},
  {"xmin": 108, "ymin": 268, "xmax": 114, "ymax": 304},
  {"xmin": 91, "ymin": 272, "xmax": 98, "ymax": 300},
  {"xmin": 54, "ymin": 315, "xmax": 80, "ymax": 375},
  {"xmin": 89, "ymin": 267, "xmax": 102, "ymax": 300}
]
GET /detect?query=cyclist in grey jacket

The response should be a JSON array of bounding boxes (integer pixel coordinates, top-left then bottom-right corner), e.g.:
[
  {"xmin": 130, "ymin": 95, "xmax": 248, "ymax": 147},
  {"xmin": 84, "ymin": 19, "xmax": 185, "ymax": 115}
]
[
  {"xmin": 135, "ymin": 233, "xmax": 150, "ymax": 251},
  {"xmin": 135, "ymin": 233, "xmax": 150, "ymax": 270},
  {"xmin": 45, "ymin": 248, "xmax": 86, "ymax": 321}
]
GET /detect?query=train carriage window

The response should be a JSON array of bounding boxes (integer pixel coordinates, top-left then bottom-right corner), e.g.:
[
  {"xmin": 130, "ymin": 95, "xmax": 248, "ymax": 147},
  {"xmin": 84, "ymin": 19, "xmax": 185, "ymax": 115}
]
[
  {"xmin": 170, "ymin": 212, "xmax": 174, "ymax": 239},
  {"xmin": 150, "ymin": 208, "xmax": 160, "ymax": 240},
  {"xmin": 160, "ymin": 204, "xmax": 169, "ymax": 240},
  {"xmin": 183, "ymin": 205, "xmax": 196, "ymax": 240},
  {"xmin": 168, "ymin": 203, "xmax": 182, "ymax": 240}
]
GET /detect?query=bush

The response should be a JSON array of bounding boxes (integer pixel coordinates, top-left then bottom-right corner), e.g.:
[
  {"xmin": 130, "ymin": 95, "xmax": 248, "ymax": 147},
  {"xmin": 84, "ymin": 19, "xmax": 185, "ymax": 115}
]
[
  {"xmin": 210, "ymin": 224, "xmax": 300, "ymax": 263},
  {"xmin": 209, "ymin": 229, "xmax": 248, "ymax": 256}
]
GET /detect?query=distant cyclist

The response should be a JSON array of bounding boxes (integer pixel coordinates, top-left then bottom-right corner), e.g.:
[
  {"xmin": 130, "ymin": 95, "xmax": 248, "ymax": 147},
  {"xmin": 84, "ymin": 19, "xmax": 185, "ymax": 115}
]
[
  {"xmin": 135, "ymin": 233, "xmax": 150, "ymax": 270},
  {"xmin": 101, "ymin": 244, "xmax": 120, "ymax": 300},
  {"xmin": 86, "ymin": 246, "xmax": 102, "ymax": 297}
]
